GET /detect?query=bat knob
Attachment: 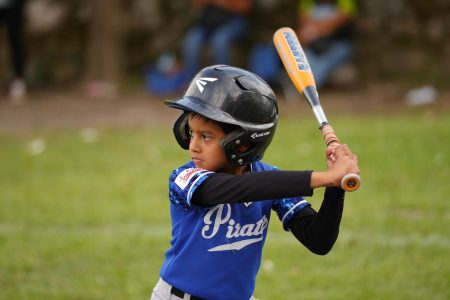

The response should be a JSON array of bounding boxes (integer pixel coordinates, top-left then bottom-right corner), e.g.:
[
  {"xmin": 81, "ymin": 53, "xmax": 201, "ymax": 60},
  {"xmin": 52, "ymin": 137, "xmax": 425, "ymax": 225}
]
[{"xmin": 341, "ymin": 173, "xmax": 361, "ymax": 192}]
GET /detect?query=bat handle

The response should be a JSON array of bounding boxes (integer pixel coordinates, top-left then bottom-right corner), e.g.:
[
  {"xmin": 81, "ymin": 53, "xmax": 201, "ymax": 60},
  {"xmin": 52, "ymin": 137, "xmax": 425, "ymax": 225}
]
[
  {"xmin": 340, "ymin": 173, "xmax": 361, "ymax": 192},
  {"xmin": 320, "ymin": 124, "xmax": 361, "ymax": 192}
]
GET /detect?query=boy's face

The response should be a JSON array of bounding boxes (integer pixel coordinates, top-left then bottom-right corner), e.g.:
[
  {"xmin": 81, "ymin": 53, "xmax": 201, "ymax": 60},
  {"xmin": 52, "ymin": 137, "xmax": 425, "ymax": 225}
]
[{"xmin": 187, "ymin": 114, "xmax": 230, "ymax": 173}]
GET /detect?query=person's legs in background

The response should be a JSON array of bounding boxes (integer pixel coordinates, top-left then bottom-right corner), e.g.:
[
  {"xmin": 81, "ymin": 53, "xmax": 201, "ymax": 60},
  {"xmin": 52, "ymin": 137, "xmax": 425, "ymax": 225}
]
[
  {"xmin": 3, "ymin": 0, "xmax": 26, "ymax": 101},
  {"xmin": 182, "ymin": 26, "xmax": 207, "ymax": 79},
  {"xmin": 305, "ymin": 41, "xmax": 352, "ymax": 90},
  {"xmin": 209, "ymin": 17, "xmax": 247, "ymax": 65}
]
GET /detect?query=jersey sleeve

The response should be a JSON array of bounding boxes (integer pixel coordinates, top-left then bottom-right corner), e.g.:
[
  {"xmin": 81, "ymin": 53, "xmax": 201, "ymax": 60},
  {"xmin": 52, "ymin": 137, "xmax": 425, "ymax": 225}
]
[
  {"xmin": 169, "ymin": 166, "xmax": 215, "ymax": 208},
  {"xmin": 273, "ymin": 197, "xmax": 311, "ymax": 231}
]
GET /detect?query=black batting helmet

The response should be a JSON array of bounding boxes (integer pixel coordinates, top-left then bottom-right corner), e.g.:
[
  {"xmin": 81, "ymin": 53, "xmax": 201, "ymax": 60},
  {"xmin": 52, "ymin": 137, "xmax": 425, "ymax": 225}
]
[{"xmin": 165, "ymin": 65, "xmax": 278, "ymax": 166}]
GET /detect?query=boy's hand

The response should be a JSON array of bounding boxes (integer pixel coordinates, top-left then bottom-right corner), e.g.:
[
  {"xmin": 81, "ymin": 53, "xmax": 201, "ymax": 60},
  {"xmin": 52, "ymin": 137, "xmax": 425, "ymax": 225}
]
[
  {"xmin": 326, "ymin": 144, "xmax": 359, "ymax": 187},
  {"xmin": 310, "ymin": 144, "xmax": 359, "ymax": 189}
]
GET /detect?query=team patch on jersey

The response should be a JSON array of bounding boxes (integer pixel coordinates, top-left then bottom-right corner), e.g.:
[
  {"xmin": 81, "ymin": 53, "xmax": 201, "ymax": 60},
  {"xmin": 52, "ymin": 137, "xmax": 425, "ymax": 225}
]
[{"xmin": 175, "ymin": 168, "xmax": 204, "ymax": 190}]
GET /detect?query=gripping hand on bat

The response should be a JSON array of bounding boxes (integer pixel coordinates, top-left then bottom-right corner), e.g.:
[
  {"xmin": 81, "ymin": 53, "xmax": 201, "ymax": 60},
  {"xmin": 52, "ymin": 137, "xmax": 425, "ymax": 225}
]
[
  {"xmin": 324, "ymin": 144, "xmax": 359, "ymax": 188},
  {"xmin": 273, "ymin": 27, "xmax": 361, "ymax": 191},
  {"xmin": 306, "ymin": 143, "xmax": 359, "ymax": 190}
]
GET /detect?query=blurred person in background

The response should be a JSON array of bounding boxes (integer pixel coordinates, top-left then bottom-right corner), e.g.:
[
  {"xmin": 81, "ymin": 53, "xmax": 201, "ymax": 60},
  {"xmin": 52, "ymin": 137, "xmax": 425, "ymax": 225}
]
[
  {"xmin": 297, "ymin": 0, "xmax": 356, "ymax": 90},
  {"xmin": 182, "ymin": 0, "xmax": 254, "ymax": 79},
  {"xmin": 0, "ymin": 0, "xmax": 26, "ymax": 102}
]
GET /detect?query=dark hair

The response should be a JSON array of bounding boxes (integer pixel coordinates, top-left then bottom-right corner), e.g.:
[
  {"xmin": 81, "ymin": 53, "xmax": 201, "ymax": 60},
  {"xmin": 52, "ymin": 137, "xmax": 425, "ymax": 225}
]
[{"xmin": 189, "ymin": 112, "xmax": 238, "ymax": 135}]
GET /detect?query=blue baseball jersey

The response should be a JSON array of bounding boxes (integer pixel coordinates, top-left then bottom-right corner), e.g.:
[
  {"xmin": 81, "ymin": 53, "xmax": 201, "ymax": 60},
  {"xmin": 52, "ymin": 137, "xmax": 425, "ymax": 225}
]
[{"xmin": 159, "ymin": 161, "xmax": 310, "ymax": 300}]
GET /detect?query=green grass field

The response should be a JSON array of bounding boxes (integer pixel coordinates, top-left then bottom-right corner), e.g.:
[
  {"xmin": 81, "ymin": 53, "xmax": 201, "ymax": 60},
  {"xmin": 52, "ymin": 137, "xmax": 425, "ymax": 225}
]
[{"xmin": 1, "ymin": 109, "xmax": 449, "ymax": 299}]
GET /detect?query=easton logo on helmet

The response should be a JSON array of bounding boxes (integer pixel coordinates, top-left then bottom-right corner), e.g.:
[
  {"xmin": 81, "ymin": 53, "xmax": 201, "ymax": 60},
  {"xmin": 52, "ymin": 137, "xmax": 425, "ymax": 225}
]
[
  {"xmin": 195, "ymin": 77, "xmax": 218, "ymax": 93},
  {"xmin": 251, "ymin": 131, "xmax": 271, "ymax": 139}
]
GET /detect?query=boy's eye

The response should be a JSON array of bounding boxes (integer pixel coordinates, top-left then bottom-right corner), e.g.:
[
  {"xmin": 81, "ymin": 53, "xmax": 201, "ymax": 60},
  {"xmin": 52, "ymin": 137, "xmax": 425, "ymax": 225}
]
[
  {"xmin": 188, "ymin": 128, "xmax": 193, "ymax": 137},
  {"xmin": 202, "ymin": 134, "xmax": 212, "ymax": 140}
]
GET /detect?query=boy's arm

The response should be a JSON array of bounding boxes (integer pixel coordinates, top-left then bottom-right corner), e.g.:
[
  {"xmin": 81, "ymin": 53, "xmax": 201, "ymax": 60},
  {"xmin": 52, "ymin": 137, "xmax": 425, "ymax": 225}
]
[
  {"xmin": 192, "ymin": 144, "xmax": 357, "ymax": 206},
  {"xmin": 287, "ymin": 187, "xmax": 344, "ymax": 255},
  {"xmin": 192, "ymin": 170, "xmax": 314, "ymax": 206},
  {"xmin": 192, "ymin": 144, "xmax": 358, "ymax": 206},
  {"xmin": 284, "ymin": 144, "xmax": 357, "ymax": 254}
]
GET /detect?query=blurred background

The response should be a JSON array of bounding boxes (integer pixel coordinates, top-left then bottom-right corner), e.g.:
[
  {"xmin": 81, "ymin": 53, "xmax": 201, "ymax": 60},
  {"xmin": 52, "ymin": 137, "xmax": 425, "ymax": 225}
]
[
  {"xmin": 0, "ymin": 0, "xmax": 449, "ymax": 99},
  {"xmin": 0, "ymin": 1, "xmax": 449, "ymax": 299}
]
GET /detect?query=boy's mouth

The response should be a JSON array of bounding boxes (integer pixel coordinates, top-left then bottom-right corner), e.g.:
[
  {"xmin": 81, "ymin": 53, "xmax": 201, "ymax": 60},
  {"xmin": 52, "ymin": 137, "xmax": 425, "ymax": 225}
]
[{"xmin": 192, "ymin": 157, "xmax": 202, "ymax": 164}]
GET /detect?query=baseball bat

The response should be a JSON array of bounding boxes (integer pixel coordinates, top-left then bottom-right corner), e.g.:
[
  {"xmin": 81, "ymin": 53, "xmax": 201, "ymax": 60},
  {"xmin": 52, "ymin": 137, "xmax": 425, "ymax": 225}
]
[{"xmin": 273, "ymin": 27, "xmax": 360, "ymax": 192}]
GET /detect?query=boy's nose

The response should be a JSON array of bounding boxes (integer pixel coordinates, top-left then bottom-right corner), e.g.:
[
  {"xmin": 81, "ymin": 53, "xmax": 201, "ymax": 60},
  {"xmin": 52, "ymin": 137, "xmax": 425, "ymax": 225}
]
[{"xmin": 189, "ymin": 136, "xmax": 200, "ymax": 152}]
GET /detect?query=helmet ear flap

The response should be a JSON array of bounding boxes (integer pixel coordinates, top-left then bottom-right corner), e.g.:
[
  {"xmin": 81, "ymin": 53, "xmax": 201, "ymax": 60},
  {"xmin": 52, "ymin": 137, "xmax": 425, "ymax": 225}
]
[
  {"xmin": 221, "ymin": 127, "xmax": 275, "ymax": 166},
  {"xmin": 173, "ymin": 112, "xmax": 190, "ymax": 150},
  {"xmin": 221, "ymin": 129, "xmax": 248, "ymax": 166}
]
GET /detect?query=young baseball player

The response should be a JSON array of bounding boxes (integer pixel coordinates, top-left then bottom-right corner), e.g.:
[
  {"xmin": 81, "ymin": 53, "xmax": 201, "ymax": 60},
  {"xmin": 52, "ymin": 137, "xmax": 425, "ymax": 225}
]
[{"xmin": 151, "ymin": 65, "xmax": 359, "ymax": 300}]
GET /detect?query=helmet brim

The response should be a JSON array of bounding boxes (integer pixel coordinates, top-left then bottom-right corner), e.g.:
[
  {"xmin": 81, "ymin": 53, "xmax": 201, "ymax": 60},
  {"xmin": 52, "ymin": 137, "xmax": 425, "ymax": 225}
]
[{"xmin": 165, "ymin": 97, "xmax": 274, "ymax": 131}]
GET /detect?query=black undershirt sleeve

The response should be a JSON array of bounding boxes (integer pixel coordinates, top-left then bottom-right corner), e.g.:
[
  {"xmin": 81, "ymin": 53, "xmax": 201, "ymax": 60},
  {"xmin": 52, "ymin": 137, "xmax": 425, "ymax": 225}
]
[
  {"xmin": 191, "ymin": 170, "xmax": 314, "ymax": 206},
  {"xmin": 287, "ymin": 187, "xmax": 345, "ymax": 255},
  {"xmin": 192, "ymin": 170, "xmax": 345, "ymax": 255}
]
